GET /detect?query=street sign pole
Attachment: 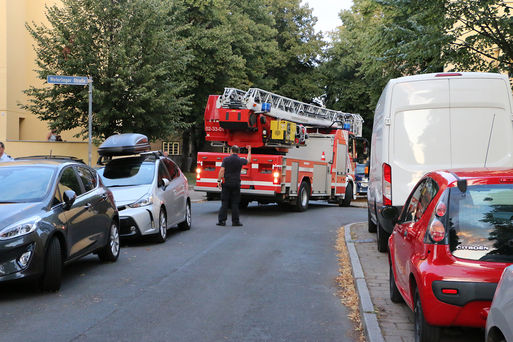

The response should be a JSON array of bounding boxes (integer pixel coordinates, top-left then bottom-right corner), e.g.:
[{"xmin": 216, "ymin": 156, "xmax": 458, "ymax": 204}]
[
  {"xmin": 47, "ymin": 75, "xmax": 93, "ymax": 166},
  {"xmin": 88, "ymin": 77, "xmax": 93, "ymax": 166}
]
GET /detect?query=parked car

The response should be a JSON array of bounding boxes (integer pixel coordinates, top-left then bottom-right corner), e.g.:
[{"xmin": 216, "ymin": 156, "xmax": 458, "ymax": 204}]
[
  {"xmin": 0, "ymin": 157, "xmax": 120, "ymax": 291},
  {"xmin": 355, "ymin": 162, "xmax": 369, "ymax": 197},
  {"xmin": 385, "ymin": 168, "xmax": 513, "ymax": 342},
  {"xmin": 368, "ymin": 72, "xmax": 513, "ymax": 252},
  {"xmin": 97, "ymin": 133, "xmax": 191, "ymax": 243},
  {"xmin": 486, "ymin": 265, "xmax": 513, "ymax": 342}
]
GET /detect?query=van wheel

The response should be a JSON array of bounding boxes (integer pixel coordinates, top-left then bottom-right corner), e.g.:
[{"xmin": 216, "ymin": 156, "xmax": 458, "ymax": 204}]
[
  {"xmin": 376, "ymin": 221, "xmax": 389, "ymax": 253},
  {"xmin": 414, "ymin": 289, "xmax": 440, "ymax": 342},
  {"xmin": 294, "ymin": 182, "xmax": 310, "ymax": 212},
  {"xmin": 389, "ymin": 263, "xmax": 403, "ymax": 303},
  {"xmin": 339, "ymin": 183, "xmax": 353, "ymax": 207},
  {"xmin": 368, "ymin": 206, "xmax": 377, "ymax": 233},
  {"xmin": 39, "ymin": 237, "xmax": 62, "ymax": 292}
]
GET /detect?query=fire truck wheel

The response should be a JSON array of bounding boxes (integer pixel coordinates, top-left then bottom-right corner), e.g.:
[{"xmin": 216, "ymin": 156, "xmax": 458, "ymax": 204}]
[
  {"xmin": 295, "ymin": 181, "xmax": 310, "ymax": 212},
  {"xmin": 339, "ymin": 183, "xmax": 353, "ymax": 207},
  {"xmin": 239, "ymin": 200, "xmax": 249, "ymax": 209}
]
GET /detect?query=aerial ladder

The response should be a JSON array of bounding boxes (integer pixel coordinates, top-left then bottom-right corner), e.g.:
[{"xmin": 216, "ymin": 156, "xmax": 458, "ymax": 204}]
[{"xmin": 205, "ymin": 88, "xmax": 363, "ymax": 149}]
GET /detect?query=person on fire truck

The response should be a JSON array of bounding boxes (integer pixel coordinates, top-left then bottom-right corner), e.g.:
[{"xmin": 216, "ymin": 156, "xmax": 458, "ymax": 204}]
[{"xmin": 216, "ymin": 145, "xmax": 251, "ymax": 226}]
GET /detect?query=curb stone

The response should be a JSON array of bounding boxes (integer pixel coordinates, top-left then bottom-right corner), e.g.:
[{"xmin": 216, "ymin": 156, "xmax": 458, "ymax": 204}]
[{"xmin": 345, "ymin": 222, "xmax": 385, "ymax": 342}]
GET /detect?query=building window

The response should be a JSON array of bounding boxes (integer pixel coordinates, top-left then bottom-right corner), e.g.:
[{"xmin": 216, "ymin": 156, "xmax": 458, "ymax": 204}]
[{"xmin": 163, "ymin": 142, "xmax": 180, "ymax": 155}]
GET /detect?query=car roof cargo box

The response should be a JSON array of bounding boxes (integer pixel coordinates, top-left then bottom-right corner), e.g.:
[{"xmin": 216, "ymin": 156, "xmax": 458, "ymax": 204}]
[{"xmin": 98, "ymin": 133, "xmax": 151, "ymax": 156}]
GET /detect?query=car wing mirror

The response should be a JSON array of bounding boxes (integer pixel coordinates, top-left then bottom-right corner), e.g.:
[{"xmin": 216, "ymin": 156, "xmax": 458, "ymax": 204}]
[
  {"xmin": 381, "ymin": 206, "xmax": 399, "ymax": 224},
  {"xmin": 161, "ymin": 178, "xmax": 170, "ymax": 189},
  {"xmin": 63, "ymin": 190, "xmax": 77, "ymax": 210}
]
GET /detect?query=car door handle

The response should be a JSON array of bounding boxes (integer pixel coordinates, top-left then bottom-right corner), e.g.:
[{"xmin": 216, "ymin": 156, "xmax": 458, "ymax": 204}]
[{"xmin": 85, "ymin": 203, "xmax": 92, "ymax": 210}]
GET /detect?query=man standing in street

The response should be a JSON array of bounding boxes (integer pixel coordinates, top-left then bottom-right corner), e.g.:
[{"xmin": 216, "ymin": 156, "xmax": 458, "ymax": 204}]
[
  {"xmin": 0, "ymin": 142, "xmax": 13, "ymax": 162},
  {"xmin": 217, "ymin": 145, "xmax": 251, "ymax": 226}
]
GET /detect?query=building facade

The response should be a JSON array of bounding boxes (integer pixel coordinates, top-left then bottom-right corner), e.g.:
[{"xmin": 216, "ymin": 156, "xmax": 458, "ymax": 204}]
[{"xmin": 0, "ymin": 0, "xmax": 100, "ymax": 163}]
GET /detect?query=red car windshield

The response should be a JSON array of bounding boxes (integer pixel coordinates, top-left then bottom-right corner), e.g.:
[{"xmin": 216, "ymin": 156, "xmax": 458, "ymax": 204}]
[{"xmin": 448, "ymin": 184, "xmax": 513, "ymax": 262}]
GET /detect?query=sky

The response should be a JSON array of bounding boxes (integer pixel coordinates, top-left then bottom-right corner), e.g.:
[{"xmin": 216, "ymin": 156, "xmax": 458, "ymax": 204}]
[{"xmin": 303, "ymin": 0, "xmax": 354, "ymax": 36}]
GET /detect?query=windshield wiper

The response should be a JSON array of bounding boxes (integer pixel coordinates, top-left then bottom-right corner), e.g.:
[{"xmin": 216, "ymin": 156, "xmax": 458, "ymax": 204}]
[{"xmin": 108, "ymin": 184, "xmax": 142, "ymax": 187}]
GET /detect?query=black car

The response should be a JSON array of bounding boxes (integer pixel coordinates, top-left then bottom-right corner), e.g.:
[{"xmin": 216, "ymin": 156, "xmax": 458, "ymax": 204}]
[{"xmin": 0, "ymin": 158, "xmax": 120, "ymax": 291}]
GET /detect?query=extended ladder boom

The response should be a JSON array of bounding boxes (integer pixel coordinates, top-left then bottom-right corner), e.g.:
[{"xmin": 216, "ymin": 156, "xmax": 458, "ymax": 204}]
[{"xmin": 218, "ymin": 87, "xmax": 363, "ymax": 137}]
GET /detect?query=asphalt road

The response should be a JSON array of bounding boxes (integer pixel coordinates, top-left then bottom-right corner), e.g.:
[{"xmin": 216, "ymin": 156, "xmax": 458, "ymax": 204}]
[{"xmin": 0, "ymin": 200, "xmax": 366, "ymax": 342}]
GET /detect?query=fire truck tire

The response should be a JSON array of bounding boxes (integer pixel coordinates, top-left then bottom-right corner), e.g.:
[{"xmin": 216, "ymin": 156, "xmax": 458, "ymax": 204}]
[
  {"xmin": 294, "ymin": 181, "xmax": 310, "ymax": 212},
  {"xmin": 340, "ymin": 183, "xmax": 353, "ymax": 207},
  {"xmin": 239, "ymin": 200, "xmax": 249, "ymax": 209},
  {"xmin": 368, "ymin": 206, "xmax": 377, "ymax": 233}
]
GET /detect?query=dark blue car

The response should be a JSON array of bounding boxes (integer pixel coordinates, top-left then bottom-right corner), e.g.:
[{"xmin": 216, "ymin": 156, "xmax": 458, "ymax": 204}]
[{"xmin": 355, "ymin": 163, "xmax": 368, "ymax": 196}]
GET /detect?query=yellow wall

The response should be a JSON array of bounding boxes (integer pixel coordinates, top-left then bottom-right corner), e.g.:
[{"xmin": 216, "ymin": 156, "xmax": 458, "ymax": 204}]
[
  {"xmin": 6, "ymin": 140, "xmax": 99, "ymax": 165},
  {"xmin": 0, "ymin": 0, "xmax": 95, "ymax": 161}
]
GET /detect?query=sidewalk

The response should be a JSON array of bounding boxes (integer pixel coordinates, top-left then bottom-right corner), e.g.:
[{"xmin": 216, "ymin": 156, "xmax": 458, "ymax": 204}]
[{"xmin": 347, "ymin": 222, "xmax": 483, "ymax": 342}]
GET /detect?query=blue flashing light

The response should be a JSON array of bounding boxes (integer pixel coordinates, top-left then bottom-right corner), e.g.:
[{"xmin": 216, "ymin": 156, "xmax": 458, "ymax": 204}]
[
  {"xmin": 343, "ymin": 123, "xmax": 351, "ymax": 130},
  {"xmin": 262, "ymin": 103, "xmax": 271, "ymax": 112}
]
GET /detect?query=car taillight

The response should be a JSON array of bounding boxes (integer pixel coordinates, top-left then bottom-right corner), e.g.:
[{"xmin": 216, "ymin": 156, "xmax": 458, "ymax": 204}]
[
  {"xmin": 364, "ymin": 166, "xmax": 369, "ymax": 176},
  {"xmin": 273, "ymin": 170, "xmax": 280, "ymax": 185},
  {"xmin": 196, "ymin": 167, "xmax": 201, "ymax": 180},
  {"xmin": 435, "ymin": 202, "xmax": 447, "ymax": 217},
  {"xmin": 429, "ymin": 218, "xmax": 445, "ymax": 242},
  {"xmin": 382, "ymin": 163, "xmax": 392, "ymax": 206}
]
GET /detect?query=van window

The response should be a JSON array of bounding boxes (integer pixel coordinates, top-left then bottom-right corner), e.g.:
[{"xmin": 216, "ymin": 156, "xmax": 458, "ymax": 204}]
[{"xmin": 448, "ymin": 184, "xmax": 513, "ymax": 262}]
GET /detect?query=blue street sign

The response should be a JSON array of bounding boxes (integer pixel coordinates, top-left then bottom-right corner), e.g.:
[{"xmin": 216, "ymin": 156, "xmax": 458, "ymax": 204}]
[{"xmin": 47, "ymin": 75, "xmax": 88, "ymax": 85}]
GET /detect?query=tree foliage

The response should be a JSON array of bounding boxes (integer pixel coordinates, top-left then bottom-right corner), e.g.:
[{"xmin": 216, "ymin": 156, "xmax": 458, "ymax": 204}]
[
  {"xmin": 23, "ymin": 0, "xmax": 192, "ymax": 141},
  {"xmin": 445, "ymin": 0, "xmax": 513, "ymax": 75}
]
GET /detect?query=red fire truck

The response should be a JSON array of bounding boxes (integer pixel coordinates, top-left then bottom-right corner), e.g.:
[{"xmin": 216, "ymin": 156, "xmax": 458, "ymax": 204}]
[{"xmin": 194, "ymin": 88, "xmax": 365, "ymax": 211}]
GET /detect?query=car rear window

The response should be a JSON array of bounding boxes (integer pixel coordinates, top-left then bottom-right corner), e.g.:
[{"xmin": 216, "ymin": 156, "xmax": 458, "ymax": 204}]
[
  {"xmin": 448, "ymin": 184, "xmax": 513, "ymax": 262},
  {"xmin": 0, "ymin": 166, "xmax": 55, "ymax": 202},
  {"xmin": 97, "ymin": 157, "xmax": 155, "ymax": 187}
]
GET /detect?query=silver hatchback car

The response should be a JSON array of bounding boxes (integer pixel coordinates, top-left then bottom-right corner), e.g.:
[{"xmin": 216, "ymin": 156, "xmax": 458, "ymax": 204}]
[
  {"xmin": 97, "ymin": 134, "xmax": 191, "ymax": 242},
  {"xmin": 486, "ymin": 265, "xmax": 513, "ymax": 342}
]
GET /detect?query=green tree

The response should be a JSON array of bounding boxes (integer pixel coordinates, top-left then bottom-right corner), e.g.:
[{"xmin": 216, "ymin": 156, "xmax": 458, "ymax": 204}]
[
  {"xmin": 176, "ymin": 0, "xmax": 281, "ymax": 157},
  {"xmin": 322, "ymin": 0, "xmax": 450, "ymax": 139},
  {"xmin": 445, "ymin": 0, "xmax": 513, "ymax": 75},
  {"xmin": 268, "ymin": 0, "xmax": 325, "ymax": 102},
  {"xmin": 22, "ymin": 0, "xmax": 191, "ymax": 141}
]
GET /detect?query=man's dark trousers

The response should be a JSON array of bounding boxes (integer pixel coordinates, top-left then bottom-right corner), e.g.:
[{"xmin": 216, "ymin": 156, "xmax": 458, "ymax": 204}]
[{"xmin": 218, "ymin": 183, "xmax": 241, "ymax": 224}]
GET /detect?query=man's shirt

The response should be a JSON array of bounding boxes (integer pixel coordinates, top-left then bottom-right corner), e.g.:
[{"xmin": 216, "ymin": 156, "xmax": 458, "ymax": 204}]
[
  {"xmin": 221, "ymin": 154, "xmax": 248, "ymax": 185},
  {"xmin": 0, "ymin": 153, "xmax": 13, "ymax": 162}
]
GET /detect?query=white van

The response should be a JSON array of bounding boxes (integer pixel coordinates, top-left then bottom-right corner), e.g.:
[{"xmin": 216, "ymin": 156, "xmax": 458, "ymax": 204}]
[{"xmin": 368, "ymin": 72, "xmax": 513, "ymax": 252}]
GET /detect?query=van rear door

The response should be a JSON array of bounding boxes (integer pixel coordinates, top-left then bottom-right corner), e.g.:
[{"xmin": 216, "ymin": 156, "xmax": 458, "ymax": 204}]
[
  {"xmin": 450, "ymin": 78, "xmax": 513, "ymax": 167},
  {"xmin": 390, "ymin": 79, "xmax": 451, "ymax": 205}
]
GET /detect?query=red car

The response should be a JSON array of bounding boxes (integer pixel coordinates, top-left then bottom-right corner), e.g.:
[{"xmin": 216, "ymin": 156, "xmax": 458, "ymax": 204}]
[{"xmin": 384, "ymin": 168, "xmax": 513, "ymax": 342}]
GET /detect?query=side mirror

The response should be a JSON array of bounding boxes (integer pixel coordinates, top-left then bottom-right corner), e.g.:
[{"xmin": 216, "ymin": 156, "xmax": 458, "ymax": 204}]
[
  {"xmin": 63, "ymin": 190, "xmax": 76, "ymax": 210},
  {"xmin": 161, "ymin": 178, "xmax": 170, "ymax": 189},
  {"xmin": 381, "ymin": 206, "xmax": 399, "ymax": 223}
]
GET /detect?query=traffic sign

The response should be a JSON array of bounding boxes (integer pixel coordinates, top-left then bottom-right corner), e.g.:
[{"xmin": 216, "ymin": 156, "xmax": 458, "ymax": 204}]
[
  {"xmin": 47, "ymin": 75, "xmax": 89, "ymax": 85},
  {"xmin": 47, "ymin": 74, "xmax": 94, "ymax": 166}
]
